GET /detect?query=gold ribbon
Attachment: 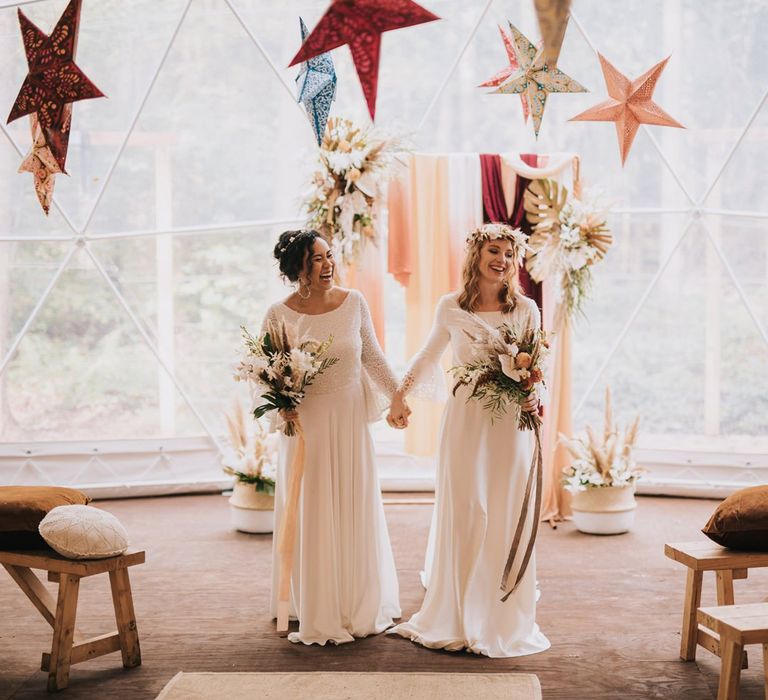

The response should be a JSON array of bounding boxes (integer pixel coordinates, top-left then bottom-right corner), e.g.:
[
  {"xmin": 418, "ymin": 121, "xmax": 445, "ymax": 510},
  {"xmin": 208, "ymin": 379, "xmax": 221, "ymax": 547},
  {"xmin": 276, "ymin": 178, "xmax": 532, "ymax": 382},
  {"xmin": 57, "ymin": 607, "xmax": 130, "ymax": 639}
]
[
  {"xmin": 500, "ymin": 421, "xmax": 543, "ymax": 602},
  {"xmin": 275, "ymin": 420, "xmax": 305, "ymax": 632}
]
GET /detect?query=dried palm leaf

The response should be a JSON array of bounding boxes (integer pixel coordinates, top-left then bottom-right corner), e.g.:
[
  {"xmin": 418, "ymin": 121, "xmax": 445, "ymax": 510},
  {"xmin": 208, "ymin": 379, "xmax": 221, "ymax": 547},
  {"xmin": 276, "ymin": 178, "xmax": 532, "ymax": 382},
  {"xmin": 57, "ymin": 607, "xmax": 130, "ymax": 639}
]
[
  {"xmin": 603, "ymin": 386, "xmax": 613, "ymax": 442},
  {"xmin": 586, "ymin": 425, "xmax": 609, "ymax": 474},
  {"xmin": 524, "ymin": 178, "xmax": 568, "ymax": 229},
  {"xmin": 558, "ymin": 433, "xmax": 589, "ymax": 461},
  {"xmin": 225, "ymin": 402, "xmax": 247, "ymax": 451},
  {"xmin": 622, "ymin": 416, "xmax": 641, "ymax": 456}
]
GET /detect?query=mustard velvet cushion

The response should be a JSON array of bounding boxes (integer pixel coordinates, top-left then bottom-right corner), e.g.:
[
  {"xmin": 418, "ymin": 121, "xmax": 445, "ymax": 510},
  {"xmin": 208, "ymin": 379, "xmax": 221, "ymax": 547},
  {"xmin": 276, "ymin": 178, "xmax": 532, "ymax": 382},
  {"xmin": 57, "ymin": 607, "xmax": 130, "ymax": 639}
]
[
  {"xmin": 39, "ymin": 505, "xmax": 129, "ymax": 559},
  {"xmin": 0, "ymin": 486, "xmax": 91, "ymax": 549},
  {"xmin": 702, "ymin": 485, "xmax": 768, "ymax": 551}
]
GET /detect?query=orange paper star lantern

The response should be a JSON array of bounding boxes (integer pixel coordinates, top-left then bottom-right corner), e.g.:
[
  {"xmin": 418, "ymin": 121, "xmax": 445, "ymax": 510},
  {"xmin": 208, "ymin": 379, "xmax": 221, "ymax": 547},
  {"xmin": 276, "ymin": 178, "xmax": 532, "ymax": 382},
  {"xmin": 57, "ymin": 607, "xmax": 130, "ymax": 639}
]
[
  {"xmin": 569, "ymin": 53, "xmax": 684, "ymax": 165},
  {"xmin": 18, "ymin": 113, "xmax": 63, "ymax": 215}
]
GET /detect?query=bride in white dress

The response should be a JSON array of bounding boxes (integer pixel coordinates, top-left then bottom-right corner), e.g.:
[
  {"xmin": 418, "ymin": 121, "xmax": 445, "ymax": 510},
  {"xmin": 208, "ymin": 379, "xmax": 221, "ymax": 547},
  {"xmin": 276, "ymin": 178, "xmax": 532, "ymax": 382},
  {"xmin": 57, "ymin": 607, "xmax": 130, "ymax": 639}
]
[
  {"xmin": 263, "ymin": 230, "xmax": 405, "ymax": 645},
  {"xmin": 387, "ymin": 223, "xmax": 551, "ymax": 658}
]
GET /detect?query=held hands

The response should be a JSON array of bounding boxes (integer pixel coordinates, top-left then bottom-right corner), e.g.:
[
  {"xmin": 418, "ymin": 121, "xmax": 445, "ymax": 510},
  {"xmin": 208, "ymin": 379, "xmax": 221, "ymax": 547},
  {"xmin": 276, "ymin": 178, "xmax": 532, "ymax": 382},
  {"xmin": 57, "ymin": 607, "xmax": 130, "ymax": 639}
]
[
  {"xmin": 521, "ymin": 392, "xmax": 539, "ymax": 414},
  {"xmin": 387, "ymin": 392, "xmax": 411, "ymax": 429}
]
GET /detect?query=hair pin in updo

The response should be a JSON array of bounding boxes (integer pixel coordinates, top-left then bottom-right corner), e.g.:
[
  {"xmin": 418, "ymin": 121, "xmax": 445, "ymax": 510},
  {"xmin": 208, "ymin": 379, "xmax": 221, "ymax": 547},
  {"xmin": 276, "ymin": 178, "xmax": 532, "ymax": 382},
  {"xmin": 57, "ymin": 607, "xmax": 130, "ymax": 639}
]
[{"xmin": 277, "ymin": 229, "xmax": 314, "ymax": 255}]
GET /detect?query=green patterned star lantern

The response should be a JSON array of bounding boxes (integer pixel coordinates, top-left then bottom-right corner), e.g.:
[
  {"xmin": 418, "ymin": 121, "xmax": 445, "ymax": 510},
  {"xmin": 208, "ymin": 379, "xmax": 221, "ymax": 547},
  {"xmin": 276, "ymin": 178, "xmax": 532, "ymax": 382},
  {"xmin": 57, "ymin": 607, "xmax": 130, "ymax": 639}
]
[{"xmin": 494, "ymin": 21, "xmax": 586, "ymax": 138}]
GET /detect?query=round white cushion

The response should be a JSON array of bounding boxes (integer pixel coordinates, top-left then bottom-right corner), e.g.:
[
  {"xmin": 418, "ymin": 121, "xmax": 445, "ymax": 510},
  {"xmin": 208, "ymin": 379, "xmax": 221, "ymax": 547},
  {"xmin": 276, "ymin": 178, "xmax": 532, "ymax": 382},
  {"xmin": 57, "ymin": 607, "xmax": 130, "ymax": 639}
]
[{"xmin": 39, "ymin": 505, "xmax": 129, "ymax": 559}]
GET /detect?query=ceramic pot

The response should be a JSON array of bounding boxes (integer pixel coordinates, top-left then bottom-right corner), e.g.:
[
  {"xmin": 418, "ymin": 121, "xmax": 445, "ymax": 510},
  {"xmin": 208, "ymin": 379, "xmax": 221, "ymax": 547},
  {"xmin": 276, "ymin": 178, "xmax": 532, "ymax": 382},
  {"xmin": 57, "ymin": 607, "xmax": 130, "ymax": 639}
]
[
  {"xmin": 229, "ymin": 481, "xmax": 274, "ymax": 534},
  {"xmin": 570, "ymin": 485, "xmax": 636, "ymax": 535}
]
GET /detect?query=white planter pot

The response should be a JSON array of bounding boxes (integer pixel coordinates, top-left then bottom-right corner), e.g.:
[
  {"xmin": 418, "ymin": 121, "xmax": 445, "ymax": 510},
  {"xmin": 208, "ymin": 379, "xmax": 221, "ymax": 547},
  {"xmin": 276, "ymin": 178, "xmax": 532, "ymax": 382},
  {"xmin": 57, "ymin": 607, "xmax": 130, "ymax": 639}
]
[
  {"xmin": 570, "ymin": 485, "xmax": 637, "ymax": 535},
  {"xmin": 229, "ymin": 482, "xmax": 275, "ymax": 534}
]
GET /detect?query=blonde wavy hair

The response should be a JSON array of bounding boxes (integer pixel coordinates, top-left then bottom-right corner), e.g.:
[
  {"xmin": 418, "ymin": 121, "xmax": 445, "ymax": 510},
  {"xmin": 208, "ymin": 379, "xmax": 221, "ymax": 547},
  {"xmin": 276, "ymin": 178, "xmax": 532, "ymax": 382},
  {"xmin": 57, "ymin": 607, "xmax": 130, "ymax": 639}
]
[{"xmin": 457, "ymin": 224, "xmax": 527, "ymax": 313}]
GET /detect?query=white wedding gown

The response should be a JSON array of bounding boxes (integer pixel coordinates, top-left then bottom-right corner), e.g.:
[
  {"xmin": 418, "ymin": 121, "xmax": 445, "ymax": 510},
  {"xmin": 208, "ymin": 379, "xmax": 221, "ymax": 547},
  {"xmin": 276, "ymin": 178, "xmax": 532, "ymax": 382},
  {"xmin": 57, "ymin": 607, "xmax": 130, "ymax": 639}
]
[
  {"xmin": 263, "ymin": 289, "xmax": 400, "ymax": 645},
  {"xmin": 389, "ymin": 292, "xmax": 550, "ymax": 658}
]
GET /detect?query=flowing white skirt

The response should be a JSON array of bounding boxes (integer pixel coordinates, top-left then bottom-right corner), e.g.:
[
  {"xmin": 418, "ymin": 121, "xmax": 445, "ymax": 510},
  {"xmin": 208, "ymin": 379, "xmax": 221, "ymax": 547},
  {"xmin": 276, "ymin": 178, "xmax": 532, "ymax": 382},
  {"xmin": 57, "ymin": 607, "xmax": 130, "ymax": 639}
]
[
  {"xmin": 269, "ymin": 383, "xmax": 401, "ymax": 645},
  {"xmin": 389, "ymin": 387, "xmax": 550, "ymax": 658}
]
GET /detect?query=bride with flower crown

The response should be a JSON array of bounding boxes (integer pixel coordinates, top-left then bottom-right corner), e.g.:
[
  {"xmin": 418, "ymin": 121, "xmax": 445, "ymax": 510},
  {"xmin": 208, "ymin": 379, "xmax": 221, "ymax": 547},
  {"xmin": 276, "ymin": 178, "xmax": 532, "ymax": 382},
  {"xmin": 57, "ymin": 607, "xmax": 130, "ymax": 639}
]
[{"xmin": 387, "ymin": 223, "xmax": 551, "ymax": 658}]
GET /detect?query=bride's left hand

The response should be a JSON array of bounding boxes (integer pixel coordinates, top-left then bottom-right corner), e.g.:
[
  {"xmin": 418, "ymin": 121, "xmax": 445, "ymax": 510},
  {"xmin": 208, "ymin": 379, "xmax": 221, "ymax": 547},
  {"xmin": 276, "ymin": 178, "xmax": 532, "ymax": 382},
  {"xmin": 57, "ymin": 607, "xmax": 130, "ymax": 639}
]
[{"xmin": 522, "ymin": 393, "xmax": 539, "ymax": 413}]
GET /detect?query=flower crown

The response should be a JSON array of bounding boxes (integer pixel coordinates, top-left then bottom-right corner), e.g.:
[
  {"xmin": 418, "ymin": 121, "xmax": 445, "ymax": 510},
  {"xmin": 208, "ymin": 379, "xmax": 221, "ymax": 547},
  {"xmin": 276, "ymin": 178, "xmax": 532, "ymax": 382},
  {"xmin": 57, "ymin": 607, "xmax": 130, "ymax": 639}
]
[
  {"xmin": 465, "ymin": 223, "xmax": 530, "ymax": 252},
  {"xmin": 277, "ymin": 229, "xmax": 314, "ymax": 256}
]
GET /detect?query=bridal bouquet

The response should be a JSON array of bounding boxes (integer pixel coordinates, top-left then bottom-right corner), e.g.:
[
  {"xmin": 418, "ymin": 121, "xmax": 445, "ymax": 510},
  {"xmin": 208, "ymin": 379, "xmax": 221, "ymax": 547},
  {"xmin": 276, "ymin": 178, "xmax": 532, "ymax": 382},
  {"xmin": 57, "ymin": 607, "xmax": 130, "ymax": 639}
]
[
  {"xmin": 561, "ymin": 387, "xmax": 643, "ymax": 492},
  {"xmin": 450, "ymin": 323, "xmax": 549, "ymax": 430},
  {"xmin": 306, "ymin": 117, "xmax": 405, "ymax": 266},
  {"xmin": 222, "ymin": 403, "xmax": 278, "ymax": 495},
  {"xmin": 524, "ymin": 179, "xmax": 613, "ymax": 319},
  {"xmin": 234, "ymin": 322, "xmax": 338, "ymax": 436}
]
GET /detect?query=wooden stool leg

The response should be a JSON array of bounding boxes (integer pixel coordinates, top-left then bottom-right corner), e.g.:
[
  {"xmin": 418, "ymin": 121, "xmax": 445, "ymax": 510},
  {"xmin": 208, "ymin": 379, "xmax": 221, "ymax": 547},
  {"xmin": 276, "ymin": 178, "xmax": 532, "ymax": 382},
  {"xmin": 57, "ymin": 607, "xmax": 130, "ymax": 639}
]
[
  {"xmin": 763, "ymin": 644, "xmax": 768, "ymax": 700},
  {"xmin": 716, "ymin": 570, "xmax": 735, "ymax": 605},
  {"xmin": 715, "ymin": 571, "xmax": 749, "ymax": 670},
  {"xmin": 681, "ymin": 568, "xmax": 703, "ymax": 661},
  {"xmin": 47, "ymin": 574, "xmax": 80, "ymax": 692},
  {"xmin": 718, "ymin": 638, "xmax": 743, "ymax": 700},
  {"xmin": 109, "ymin": 568, "xmax": 141, "ymax": 668}
]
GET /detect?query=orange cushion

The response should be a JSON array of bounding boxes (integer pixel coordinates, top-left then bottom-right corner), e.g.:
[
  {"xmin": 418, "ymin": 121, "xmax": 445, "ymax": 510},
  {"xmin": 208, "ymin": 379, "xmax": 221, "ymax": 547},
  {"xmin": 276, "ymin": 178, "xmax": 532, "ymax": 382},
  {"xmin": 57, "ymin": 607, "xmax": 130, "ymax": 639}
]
[
  {"xmin": 0, "ymin": 486, "xmax": 91, "ymax": 534},
  {"xmin": 702, "ymin": 485, "xmax": 768, "ymax": 551}
]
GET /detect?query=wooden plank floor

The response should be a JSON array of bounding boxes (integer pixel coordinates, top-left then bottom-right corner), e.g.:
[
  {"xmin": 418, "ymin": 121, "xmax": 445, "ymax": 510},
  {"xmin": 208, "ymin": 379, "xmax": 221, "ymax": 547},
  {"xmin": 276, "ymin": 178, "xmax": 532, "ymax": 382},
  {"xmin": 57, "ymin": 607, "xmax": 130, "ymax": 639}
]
[{"xmin": 1, "ymin": 494, "xmax": 766, "ymax": 699}]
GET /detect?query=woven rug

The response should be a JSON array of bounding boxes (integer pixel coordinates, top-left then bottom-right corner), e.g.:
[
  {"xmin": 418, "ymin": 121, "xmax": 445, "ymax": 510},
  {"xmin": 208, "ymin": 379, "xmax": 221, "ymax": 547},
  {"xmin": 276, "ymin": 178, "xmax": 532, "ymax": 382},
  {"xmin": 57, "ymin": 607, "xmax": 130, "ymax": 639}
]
[{"xmin": 155, "ymin": 671, "xmax": 542, "ymax": 699}]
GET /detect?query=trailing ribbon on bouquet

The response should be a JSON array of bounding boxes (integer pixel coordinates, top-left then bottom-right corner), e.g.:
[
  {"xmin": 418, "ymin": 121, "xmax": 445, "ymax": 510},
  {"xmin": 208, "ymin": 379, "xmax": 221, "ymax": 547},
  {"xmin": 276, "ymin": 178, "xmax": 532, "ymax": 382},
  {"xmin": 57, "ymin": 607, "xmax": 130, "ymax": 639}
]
[
  {"xmin": 500, "ymin": 421, "xmax": 543, "ymax": 601},
  {"xmin": 276, "ymin": 421, "xmax": 306, "ymax": 632}
]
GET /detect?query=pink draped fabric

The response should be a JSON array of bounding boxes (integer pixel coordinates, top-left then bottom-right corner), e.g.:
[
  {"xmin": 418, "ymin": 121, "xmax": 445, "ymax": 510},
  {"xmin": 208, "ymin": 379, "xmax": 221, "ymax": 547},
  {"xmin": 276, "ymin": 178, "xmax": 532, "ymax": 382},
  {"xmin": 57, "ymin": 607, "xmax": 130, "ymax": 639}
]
[
  {"xmin": 344, "ymin": 240, "xmax": 386, "ymax": 348},
  {"xmin": 387, "ymin": 176, "xmax": 413, "ymax": 288},
  {"xmin": 387, "ymin": 154, "xmax": 483, "ymax": 456}
]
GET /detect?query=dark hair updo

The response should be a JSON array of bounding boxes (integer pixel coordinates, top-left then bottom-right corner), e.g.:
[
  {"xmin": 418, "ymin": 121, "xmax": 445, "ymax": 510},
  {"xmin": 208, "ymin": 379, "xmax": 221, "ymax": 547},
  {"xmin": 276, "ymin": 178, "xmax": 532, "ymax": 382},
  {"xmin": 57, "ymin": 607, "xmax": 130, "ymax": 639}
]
[{"xmin": 273, "ymin": 229, "xmax": 320, "ymax": 282}]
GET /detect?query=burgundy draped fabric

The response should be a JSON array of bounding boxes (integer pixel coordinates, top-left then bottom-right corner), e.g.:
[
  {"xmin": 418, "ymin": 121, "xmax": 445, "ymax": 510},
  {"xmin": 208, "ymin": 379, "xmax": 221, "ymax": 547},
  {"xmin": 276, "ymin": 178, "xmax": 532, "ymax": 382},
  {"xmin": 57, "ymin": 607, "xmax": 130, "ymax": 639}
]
[{"xmin": 479, "ymin": 153, "xmax": 542, "ymax": 312}]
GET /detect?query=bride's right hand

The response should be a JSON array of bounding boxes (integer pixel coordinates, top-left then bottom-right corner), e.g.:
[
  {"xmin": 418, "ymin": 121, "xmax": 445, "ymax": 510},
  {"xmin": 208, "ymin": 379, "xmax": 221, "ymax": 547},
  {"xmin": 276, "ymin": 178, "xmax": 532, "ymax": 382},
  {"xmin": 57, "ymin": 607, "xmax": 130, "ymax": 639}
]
[
  {"xmin": 387, "ymin": 392, "xmax": 411, "ymax": 429},
  {"xmin": 279, "ymin": 408, "xmax": 299, "ymax": 422}
]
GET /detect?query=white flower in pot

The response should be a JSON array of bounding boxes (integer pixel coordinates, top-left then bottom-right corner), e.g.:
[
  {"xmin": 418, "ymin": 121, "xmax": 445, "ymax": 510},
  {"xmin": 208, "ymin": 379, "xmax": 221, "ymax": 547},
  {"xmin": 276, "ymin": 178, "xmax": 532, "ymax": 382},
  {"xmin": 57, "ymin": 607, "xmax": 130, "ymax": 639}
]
[
  {"xmin": 222, "ymin": 403, "xmax": 278, "ymax": 534},
  {"xmin": 561, "ymin": 387, "xmax": 643, "ymax": 535}
]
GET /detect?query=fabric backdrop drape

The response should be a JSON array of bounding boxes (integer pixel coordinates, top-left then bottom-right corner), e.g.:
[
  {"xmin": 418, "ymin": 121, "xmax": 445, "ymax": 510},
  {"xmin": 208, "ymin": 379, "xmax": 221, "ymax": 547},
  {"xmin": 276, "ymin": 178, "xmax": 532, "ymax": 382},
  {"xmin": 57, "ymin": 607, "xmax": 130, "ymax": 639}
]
[
  {"xmin": 499, "ymin": 153, "xmax": 575, "ymax": 523},
  {"xmin": 387, "ymin": 153, "xmax": 483, "ymax": 456},
  {"xmin": 480, "ymin": 152, "xmax": 541, "ymax": 308},
  {"xmin": 345, "ymin": 238, "xmax": 386, "ymax": 347}
]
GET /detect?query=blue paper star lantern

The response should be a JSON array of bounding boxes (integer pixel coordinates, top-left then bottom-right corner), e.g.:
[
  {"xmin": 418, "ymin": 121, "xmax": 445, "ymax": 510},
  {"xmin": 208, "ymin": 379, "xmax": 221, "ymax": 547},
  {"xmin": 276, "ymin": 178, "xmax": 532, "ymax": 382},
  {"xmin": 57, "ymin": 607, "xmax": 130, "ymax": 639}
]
[{"xmin": 296, "ymin": 17, "xmax": 337, "ymax": 145}]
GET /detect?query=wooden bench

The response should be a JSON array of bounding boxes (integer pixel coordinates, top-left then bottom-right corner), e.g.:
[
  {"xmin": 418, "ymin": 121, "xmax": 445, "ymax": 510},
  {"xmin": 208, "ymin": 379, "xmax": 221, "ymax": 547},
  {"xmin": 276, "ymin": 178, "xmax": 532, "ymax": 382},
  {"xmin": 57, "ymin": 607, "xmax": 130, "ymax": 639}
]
[
  {"xmin": 0, "ymin": 548, "xmax": 144, "ymax": 692},
  {"xmin": 665, "ymin": 541, "xmax": 768, "ymax": 665},
  {"xmin": 697, "ymin": 603, "xmax": 768, "ymax": 700}
]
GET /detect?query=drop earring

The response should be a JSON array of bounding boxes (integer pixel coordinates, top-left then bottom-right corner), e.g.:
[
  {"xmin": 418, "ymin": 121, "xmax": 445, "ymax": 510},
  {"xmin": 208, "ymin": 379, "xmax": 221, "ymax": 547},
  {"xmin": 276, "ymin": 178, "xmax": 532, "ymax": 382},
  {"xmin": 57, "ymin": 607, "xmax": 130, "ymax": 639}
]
[{"xmin": 298, "ymin": 278, "xmax": 311, "ymax": 300}]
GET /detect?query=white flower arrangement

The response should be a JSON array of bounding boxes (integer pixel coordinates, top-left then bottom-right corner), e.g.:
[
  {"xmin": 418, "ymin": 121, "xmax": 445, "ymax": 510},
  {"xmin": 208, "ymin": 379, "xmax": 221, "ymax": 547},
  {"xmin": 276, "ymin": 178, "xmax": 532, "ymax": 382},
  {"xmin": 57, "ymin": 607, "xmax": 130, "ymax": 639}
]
[
  {"xmin": 234, "ymin": 321, "xmax": 337, "ymax": 436},
  {"xmin": 306, "ymin": 117, "xmax": 405, "ymax": 267},
  {"xmin": 524, "ymin": 180, "xmax": 613, "ymax": 319},
  {"xmin": 450, "ymin": 322, "xmax": 549, "ymax": 430},
  {"xmin": 561, "ymin": 387, "xmax": 643, "ymax": 492},
  {"xmin": 222, "ymin": 402, "xmax": 279, "ymax": 495}
]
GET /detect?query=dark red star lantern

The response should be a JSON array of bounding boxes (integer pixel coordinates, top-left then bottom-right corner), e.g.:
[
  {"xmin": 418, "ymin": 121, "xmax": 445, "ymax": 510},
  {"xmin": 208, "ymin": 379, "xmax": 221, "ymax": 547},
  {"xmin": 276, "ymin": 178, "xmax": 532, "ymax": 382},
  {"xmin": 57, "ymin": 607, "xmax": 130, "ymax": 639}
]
[
  {"xmin": 7, "ymin": 0, "xmax": 104, "ymax": 173},
  {"xmin": 290, "ymin": 0, "xmax": 440, "ymax": 121}
]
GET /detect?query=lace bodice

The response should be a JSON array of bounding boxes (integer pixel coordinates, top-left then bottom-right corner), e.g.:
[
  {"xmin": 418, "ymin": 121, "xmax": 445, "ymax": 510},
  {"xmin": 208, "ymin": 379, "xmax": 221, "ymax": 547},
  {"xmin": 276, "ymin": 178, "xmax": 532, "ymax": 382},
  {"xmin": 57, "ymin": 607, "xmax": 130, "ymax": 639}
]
[
  {"xmin": 399, "ymin": 292, "xmax": 541, "ymax": 398},
  {"xmin": 262, "ymin": 289, "xmax": 398, "ymax": 399}
]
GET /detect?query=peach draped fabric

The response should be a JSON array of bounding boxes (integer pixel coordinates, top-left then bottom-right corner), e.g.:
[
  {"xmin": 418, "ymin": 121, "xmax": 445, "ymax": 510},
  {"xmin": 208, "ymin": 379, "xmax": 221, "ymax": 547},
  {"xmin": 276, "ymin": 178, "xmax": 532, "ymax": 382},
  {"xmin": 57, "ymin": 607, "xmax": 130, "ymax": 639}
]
[
  {"xmin": 387, "ymin": 154, "xmax": 482, "ymax": 455},
  {"xmin": 344, "ymin": 239, "xmax": 387, "ymax": 348}
]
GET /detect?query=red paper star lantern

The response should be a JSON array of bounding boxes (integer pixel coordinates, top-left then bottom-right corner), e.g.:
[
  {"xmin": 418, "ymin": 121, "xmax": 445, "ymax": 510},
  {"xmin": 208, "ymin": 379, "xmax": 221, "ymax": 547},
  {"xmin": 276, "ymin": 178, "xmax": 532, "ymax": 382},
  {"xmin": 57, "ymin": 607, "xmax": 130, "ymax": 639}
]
[
  {"xmin": 7, "ymin": 0, "xmax": 104, "ymax": 173},
  {"xmin": 289, "ymin": 0, "xmax": 440, "ymax": 121}
]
